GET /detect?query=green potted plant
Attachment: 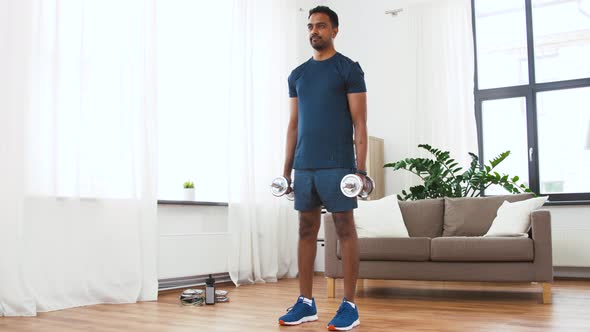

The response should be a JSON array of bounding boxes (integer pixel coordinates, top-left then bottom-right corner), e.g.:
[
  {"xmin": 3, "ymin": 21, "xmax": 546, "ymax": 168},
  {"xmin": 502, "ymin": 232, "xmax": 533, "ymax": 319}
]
[
  {"xmin": 183, "ymin": 181, "xmax": 195, "ymax": 201},
  {"xmin": 384, "ymin": 144, "xmax": 532, "ymax": 201}
]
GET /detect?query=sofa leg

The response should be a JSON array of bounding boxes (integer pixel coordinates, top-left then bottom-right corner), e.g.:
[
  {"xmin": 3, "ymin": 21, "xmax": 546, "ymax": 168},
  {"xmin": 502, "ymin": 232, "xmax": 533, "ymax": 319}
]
[
  {"xmin": 327, "ymin": 277, "xmax": 335, "ymax": 298},
  {"xmin": 542, "ymin": 283, "xmax": 552, "ymax": 304},
  {"xmin": 356, "ymin": 278, "xmax": 364, "ymax": 294}
]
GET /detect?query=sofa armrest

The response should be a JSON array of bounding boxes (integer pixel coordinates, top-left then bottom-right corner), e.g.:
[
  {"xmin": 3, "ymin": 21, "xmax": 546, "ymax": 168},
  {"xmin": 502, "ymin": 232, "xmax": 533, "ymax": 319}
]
[
  {"xmin": 324, "ymin": 213, "xmax": 342, "ymax": 278},
  {"xmin": 531, "ymin": 209, "xmax": 553, "ymax": 281}
]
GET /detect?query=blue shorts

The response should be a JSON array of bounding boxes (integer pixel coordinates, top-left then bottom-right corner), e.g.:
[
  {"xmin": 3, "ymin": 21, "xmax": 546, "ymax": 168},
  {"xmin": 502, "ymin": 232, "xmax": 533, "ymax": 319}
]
[{"xmin": 293, "ymin": 168, "xmax": 358, "ymax": 213}]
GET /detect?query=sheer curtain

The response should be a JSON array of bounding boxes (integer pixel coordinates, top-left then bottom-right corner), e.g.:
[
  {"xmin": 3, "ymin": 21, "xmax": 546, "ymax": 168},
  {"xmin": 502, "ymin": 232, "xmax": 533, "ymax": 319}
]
[
  {"xmin": 227, "ymin": 0, "xmax": 300, "ymax": 285},
  {"xmin": 400, "ymin": 0, "xmax": 477, "ymax": 189},
  {"xmin": 0, "ymin": 0, "xmax": 158, "ymax": 316}
]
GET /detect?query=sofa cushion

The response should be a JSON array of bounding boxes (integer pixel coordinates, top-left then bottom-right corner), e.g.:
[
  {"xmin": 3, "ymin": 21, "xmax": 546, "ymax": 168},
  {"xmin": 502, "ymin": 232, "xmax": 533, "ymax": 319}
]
[
  {"xmin": 430, "ymin": 236, "xmax": 534, "ymax": 262},
  {"xmin": 442, "ymin": 194, "xmax": 534, "ymax": 237},
  {"xmin": 399, "ymin": 198, "xmax": 444, "ymax": 238},
  {"xmin": 337, "ymin": 237, "xmax": 431, "ymax": 261},
  {"xmin": 355, "ymin": 195, "xmax": 409, "ymax": 238},
  {"xmin": 484, "ymin": 196, "xmax": 548, "ymax": 236}
]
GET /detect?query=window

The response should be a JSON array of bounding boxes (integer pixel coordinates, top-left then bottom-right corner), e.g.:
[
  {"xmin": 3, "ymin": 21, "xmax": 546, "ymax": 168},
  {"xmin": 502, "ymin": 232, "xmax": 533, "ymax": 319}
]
[
  {"xmin": 472, "ymin": 0, "xmax": 590, "ymax": 202},
  {"xmin": 481, "ymin": 98, "xmax": 530, "ymax": 195},
  {"xmin": 156, "ymin": 0, "xmax": 233, "ymax": 202}
]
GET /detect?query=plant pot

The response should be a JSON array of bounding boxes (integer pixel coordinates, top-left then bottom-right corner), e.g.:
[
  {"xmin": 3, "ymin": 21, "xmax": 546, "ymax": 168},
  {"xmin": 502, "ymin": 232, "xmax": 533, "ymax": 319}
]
[{"xmin": 183, "ymin": 188, "xmax": 195, "ymax": 201}]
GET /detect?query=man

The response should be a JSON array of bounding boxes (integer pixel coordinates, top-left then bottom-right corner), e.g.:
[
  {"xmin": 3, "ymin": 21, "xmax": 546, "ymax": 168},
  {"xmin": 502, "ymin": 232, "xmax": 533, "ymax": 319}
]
[{"xmin": 278, "ymin": 6, "xmax": 367, "ymax": 331}]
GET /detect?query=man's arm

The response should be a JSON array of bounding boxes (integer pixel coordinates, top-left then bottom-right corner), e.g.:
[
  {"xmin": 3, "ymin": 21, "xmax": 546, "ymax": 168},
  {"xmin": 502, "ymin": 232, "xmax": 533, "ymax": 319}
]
[
  {"xmin": 348, "ymin": 92, "xmax": 368, "ymax": 175},
  {"xmin": 283, "ymin": 97, "xmax": 299, "ymax": 183}
]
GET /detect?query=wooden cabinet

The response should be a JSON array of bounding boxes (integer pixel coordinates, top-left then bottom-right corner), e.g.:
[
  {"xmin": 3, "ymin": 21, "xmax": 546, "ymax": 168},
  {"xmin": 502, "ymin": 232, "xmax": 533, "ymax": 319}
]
[{"xmin": 366, "ymin": 136, "xmax": 385, "ymax": 200}]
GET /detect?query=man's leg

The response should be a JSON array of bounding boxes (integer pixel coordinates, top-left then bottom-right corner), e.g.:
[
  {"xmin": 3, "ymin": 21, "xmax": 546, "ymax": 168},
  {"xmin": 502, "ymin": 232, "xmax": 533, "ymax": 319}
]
[
  {"xmin": 278, "ymin": 169, "xmax": 321, "ymax": 326},
  {"xmin": 278, "ymin": 209, "xmax": 321, "ymax": 327},
  {"xmin": 298, "ymin": 207, "xmax": 322, "ymax": 298},
  {"xmin": 332, "ymin": 210, "xmax": 359, "ymax": 302}
]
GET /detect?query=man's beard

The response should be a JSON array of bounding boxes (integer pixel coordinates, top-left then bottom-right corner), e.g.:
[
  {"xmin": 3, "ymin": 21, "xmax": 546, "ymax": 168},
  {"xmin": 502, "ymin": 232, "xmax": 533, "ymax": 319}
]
[{"xmin": 310, "ymin": 36, "xmax": 327, "ymax": 50}]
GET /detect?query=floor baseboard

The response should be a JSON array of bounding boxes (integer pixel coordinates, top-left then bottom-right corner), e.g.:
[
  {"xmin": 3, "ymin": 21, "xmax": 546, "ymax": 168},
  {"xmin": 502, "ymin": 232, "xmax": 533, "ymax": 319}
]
[
  {"xmin": 158, "ymin": 272, "xmax": 231, "ymax": 291},
  {"xmin": 554, "ymin": 266, "xmax": 590, "ymax": 279}
]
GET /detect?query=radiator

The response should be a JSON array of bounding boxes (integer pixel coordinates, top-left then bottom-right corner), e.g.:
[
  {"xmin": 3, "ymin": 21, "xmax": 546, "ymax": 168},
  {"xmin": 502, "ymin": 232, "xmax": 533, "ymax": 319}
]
[{"xmin": 549, "ymin": 206, "xmax": 590, "ymax": 273}]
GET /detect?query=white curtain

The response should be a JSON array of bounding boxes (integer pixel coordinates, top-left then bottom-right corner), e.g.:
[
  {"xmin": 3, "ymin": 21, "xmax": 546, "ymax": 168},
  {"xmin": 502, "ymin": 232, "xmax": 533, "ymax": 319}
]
[
  {"xmin": 400, "ymin": 0, "xmax": 478, "ymax": 189},
  {"xmin": 0, "ymin": 0, "xmax": 158, "ymax": 316},
  {"xmin": 227, "ymin": 0, "xmax": 300, "ymax": 285}
]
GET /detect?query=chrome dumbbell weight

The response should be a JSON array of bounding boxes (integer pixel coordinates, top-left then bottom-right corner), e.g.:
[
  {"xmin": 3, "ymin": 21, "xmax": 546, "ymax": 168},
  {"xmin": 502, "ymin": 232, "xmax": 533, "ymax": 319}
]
[
  {"xmin": 179, "ymin": 289, "xmax": 205, "ymax": 306},
  {"xmin": 340, "ymin": 174, "xmax": 375, "ymax": 199},
  {"xmin": 270, "ymin": 176, "xmax": 294, "ymax": 200}
]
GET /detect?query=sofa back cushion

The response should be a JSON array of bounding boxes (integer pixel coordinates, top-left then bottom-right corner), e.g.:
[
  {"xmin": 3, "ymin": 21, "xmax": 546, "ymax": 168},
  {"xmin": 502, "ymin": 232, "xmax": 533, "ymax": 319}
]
[
  {"xmin": 399, "ymin": 198, "xmax": 444, "ymax": 238},
  {"xmin": 442, "ymin": 193, "xmax": 534, "ymax": 237}
]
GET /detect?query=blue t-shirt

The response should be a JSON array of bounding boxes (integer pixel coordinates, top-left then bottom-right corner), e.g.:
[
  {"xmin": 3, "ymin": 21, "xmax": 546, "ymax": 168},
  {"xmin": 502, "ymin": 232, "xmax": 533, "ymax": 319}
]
[{"xmin": 288, "ymin": 52, "xmax": 367, "ymax": 169}]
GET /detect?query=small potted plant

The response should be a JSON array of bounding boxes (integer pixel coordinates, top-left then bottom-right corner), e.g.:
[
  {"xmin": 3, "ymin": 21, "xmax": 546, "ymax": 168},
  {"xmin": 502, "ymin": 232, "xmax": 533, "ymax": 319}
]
[{"xmin": 183, "ymin": 181, "xmax": 195, "ymax": 201}]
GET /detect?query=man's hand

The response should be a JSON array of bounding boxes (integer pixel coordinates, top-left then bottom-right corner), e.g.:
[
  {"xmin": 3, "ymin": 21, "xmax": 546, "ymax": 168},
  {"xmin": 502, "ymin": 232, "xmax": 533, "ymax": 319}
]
[
  {"xmin": 356, "ymin": 172, "xmax": 367, "ymax": 192},
  {"xmin": 283, "ymin": 174, "xmax": 293, "ymax": 194}
]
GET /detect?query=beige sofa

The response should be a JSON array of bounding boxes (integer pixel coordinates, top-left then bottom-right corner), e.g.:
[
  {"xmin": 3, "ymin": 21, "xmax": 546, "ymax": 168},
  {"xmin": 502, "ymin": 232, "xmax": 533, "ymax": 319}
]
[{"xmin": 324, "ymin": 194, "xmax": 553, "ymax": 303}]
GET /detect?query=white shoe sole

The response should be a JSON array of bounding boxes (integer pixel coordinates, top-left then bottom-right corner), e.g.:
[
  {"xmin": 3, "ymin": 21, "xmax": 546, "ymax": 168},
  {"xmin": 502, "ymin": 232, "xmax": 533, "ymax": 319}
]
[
  {"xmin": 279, "ymin": 314, "xmax": 319, "ymax": 326},
  {"xmin": 327, "ymin": 319, "xmax": 360, "ymax": 331}
]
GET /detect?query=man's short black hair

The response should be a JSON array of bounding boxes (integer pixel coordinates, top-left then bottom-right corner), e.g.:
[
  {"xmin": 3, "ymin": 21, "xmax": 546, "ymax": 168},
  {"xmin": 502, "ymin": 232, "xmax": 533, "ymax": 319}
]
[{"xmin": 308, "ymin": 6, "xmax": 339, "ymax": 28}]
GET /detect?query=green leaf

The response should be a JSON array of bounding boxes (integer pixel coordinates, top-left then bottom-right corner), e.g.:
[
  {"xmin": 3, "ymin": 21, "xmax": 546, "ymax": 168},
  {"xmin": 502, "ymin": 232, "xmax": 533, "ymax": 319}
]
[
  {"xmin": 488, "ymin": 151, "xmax": 510, "ymax": 169},
  {"xmin": 384, "ymin": 145, "xmax": 528, "ymax": 201}
]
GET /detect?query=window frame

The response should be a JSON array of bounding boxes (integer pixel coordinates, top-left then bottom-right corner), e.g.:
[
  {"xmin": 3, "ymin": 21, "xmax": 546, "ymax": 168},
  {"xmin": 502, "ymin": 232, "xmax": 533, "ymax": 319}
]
[{"xmin": 471, "ymin": 0, "xmax": 590, "ymax": 204}]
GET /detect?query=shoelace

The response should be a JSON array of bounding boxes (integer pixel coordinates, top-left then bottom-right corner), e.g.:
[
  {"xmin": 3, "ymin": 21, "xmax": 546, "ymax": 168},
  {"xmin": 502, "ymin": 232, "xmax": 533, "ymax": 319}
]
[{"xmin": 286, "ymin": 299, "xmax": 304, "ymax": 313}]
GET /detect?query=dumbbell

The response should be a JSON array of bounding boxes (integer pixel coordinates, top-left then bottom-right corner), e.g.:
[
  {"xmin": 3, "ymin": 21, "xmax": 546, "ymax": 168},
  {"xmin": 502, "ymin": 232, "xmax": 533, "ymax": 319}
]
[
  {"xmin": 340, "ymin": 174, "xmax": 375, "ymax": 199},
  {"xmin": 270, "ymin": 176, "xmax": 294, "ymax": 201}
]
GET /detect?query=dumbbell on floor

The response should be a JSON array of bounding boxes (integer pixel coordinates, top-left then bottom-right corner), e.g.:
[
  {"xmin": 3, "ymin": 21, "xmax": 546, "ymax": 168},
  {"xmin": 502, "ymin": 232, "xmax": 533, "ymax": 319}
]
[
  {"xmin": 340, "ymin": 174, "xmax": 375, "ymax": 199},
  {"xmin": 270, "ymin": 176, "xmax": 294, "ymax": 201}
]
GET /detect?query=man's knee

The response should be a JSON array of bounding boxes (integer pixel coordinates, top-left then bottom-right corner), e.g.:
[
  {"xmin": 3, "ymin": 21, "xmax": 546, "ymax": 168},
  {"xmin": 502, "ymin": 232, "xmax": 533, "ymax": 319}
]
[
  {"xmin": 298, "ymin": 210, "xmax": 320, "ymax": 240},
  {"xmin": 332, "ymin": 211, "xmax": 357, "ymax": 240},
  {"xmin": 299, "ymin": 223, "xmax": 317, "ymax": 240},
  {"xmin": 335, "ymin": 226, "xmax": 356, "ymax": 241}
]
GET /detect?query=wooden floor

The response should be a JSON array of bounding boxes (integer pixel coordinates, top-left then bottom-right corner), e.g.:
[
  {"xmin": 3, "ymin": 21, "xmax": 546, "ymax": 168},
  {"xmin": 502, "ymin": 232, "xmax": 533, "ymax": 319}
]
[{"xmin": 2, "ymin": 275, "xmax": 590, "ymax": 331}]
